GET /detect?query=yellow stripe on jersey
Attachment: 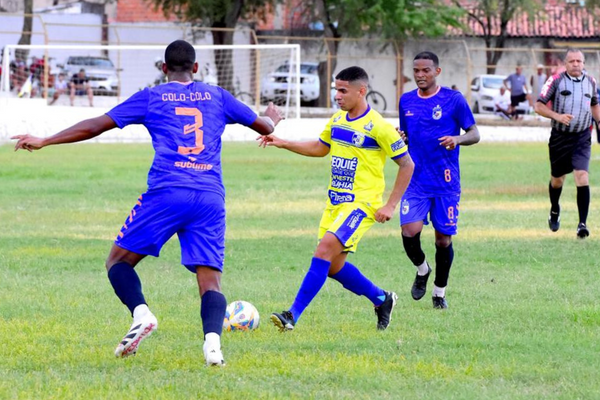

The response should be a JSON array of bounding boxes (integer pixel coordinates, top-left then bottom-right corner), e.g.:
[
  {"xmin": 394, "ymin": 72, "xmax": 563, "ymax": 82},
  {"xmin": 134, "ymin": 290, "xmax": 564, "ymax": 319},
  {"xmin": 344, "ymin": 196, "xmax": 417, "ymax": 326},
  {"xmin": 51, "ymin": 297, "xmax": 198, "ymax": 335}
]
[{"xmin": 319, "ymin": 107, "xmax": 407, "ymax": 207}]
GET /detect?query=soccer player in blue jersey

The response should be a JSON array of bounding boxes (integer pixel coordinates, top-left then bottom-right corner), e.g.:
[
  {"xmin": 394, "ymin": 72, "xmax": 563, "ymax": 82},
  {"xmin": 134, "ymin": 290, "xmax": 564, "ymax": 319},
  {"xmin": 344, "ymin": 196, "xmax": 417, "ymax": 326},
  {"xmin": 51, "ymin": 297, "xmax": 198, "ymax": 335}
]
[
  {"xmin": 259, "ymin": 66, "xmax": 414, "ymax": 332},
  {"xmin": 398, "ymin": 51, "xmax": 480, "ymax": 309},
  {"xmin": 12, "ymin": 40, "xmax": 283, "ymax": 366}
]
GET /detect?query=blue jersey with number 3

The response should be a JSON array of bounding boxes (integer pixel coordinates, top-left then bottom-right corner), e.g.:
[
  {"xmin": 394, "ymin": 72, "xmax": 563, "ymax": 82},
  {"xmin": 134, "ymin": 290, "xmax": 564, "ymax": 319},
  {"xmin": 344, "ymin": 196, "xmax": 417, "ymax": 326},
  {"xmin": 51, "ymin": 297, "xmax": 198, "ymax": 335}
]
[
  {"xmin": 399, "ymin": 87, "xmax": 475, "ymax": 196},
  {"xmin": 106, "ymin": 82, "xmax": 257, "ymax": 197}
]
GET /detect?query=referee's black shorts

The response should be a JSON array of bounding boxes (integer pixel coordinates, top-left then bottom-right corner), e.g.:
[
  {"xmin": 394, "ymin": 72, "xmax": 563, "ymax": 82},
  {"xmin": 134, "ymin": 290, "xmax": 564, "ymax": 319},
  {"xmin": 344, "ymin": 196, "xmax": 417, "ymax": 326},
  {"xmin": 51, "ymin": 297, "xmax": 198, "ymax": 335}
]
[{"xmin": 548, "ymin": 127, "xmax": 592, "ymax": 177}]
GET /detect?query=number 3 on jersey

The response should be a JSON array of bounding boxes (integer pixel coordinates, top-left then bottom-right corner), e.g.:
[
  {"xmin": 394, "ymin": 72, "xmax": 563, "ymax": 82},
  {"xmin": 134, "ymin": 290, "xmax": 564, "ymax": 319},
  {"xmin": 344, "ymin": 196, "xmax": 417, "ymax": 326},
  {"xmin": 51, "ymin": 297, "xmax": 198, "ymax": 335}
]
[{"xmin": 176, "ymin": 107, "xmax": 205, "ymax": 155}]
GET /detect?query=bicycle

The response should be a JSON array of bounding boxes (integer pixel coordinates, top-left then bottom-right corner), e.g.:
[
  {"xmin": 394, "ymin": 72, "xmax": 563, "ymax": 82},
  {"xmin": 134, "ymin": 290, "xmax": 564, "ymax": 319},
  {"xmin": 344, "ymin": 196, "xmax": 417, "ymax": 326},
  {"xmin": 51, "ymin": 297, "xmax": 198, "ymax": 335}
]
[
  {"xmin": 365, "ymin": 85, "xmax": 387, "ymax": 112},
  {"xmin": 233, "ymin": 76, "xmax": 255, "ymax": 105}
]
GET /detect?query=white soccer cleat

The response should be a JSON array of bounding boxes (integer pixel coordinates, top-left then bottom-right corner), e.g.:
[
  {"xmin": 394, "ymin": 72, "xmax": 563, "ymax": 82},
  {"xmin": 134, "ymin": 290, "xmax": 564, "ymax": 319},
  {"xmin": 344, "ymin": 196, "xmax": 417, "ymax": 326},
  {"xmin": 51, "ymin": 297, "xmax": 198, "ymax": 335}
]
[
  {"xmin": 114, "ymin": 305, "xmax": 158, "ymax": 358},
  {"xmin": 203, "ymin": 333, "xmax": 225, "ymax": 366}
]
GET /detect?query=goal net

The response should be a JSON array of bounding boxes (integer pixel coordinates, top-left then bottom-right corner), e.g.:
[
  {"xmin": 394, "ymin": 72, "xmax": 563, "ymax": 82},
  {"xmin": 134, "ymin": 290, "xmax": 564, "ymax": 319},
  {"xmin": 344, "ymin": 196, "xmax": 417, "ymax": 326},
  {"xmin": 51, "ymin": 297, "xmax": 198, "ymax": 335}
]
[{"xmin": 1, "ymin": 43, "xmax": 301, "ymax": 118}]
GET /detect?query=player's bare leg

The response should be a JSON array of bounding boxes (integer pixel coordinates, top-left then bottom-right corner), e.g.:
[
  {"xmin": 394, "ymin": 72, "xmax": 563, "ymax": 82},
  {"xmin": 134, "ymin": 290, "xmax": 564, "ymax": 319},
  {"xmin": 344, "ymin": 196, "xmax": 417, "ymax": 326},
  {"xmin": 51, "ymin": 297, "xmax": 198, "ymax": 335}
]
[{"xmin": 106, "ymin": 245, "xmax": 157, "ymax": 358}]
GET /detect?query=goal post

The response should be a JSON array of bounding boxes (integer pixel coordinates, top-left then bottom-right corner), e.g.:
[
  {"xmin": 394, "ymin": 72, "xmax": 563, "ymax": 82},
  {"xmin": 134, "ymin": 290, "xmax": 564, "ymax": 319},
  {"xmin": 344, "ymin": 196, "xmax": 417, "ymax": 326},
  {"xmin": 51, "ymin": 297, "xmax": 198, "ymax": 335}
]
[{"xmin": 1, "ymin": 43, "xmax": 301, "ymax": 118}]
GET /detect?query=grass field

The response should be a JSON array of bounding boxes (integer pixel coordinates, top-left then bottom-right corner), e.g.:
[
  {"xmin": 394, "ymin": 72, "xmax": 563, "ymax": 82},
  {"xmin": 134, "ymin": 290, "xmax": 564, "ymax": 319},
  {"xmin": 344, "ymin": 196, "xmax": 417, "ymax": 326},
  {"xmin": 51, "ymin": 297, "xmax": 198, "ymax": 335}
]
[{"xmin": 1, "ymin": 141, "xmax": 600, "ymax": 399}]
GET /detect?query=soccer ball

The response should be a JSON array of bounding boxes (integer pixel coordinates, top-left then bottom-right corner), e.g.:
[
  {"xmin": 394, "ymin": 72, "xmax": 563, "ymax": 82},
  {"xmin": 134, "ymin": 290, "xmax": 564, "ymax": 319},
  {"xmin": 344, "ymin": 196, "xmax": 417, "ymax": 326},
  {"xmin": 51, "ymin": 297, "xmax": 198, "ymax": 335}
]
[{"xmin": 223, "ymin": 300, "xmax": 260, "ymax": 331}]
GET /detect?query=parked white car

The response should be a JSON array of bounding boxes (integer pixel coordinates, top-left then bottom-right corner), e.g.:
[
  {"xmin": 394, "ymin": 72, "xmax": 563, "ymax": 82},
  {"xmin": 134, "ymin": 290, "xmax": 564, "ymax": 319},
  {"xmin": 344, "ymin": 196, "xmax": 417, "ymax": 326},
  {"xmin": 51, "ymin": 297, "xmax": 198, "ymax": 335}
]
[
  {"xmin": 470, "ymin": 74, "xmax": 529, "ymax": 114},
  {"xmin": 262, "ymin": 62, "xmax": 320, "ymax": 105},
  {"xmin": 59, "ymin": 56, "xmax": 119, "ymax": 96}
]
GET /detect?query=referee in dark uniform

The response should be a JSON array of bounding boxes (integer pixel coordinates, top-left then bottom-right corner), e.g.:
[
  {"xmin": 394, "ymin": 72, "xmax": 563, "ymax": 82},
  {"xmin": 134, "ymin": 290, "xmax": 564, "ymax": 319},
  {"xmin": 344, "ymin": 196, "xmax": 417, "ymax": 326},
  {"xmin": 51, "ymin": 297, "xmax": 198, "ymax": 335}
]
[{"xmin": 535, "ymin": 48, "xmax": 600, "ymax": 238}]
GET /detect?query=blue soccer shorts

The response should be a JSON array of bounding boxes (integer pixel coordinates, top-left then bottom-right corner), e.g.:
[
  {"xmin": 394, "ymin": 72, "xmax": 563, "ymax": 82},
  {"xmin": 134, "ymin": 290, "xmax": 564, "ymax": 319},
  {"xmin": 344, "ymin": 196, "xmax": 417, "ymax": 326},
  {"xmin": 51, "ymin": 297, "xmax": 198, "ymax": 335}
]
[
  {"xmin": 114, "ymin": 187, "xmax": 226, "ymax": 273},
  {"xmin": 399, "ymin": 193, "xmax": 460, "ymax": 236}
]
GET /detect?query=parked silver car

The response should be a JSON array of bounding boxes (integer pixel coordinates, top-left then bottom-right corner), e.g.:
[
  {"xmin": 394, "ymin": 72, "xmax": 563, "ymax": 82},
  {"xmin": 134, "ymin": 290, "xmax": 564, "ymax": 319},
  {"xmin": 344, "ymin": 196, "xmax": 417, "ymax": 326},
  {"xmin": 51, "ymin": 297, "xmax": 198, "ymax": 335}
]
[
  {"xmin": 60, "ymin": 56, "xmax": 119, "ymax": 96},
  {"xmin": 262, "ymin": 62, "xmax": 320, "ymax": 105}
]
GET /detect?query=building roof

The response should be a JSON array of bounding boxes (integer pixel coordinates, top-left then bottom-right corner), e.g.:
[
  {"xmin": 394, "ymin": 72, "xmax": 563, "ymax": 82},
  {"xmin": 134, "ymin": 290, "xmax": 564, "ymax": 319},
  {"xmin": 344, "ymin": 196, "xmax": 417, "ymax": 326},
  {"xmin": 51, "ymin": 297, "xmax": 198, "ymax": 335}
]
[{"xmin": 455, "ymin": 3, "xmax": 600, "ymax": 38}]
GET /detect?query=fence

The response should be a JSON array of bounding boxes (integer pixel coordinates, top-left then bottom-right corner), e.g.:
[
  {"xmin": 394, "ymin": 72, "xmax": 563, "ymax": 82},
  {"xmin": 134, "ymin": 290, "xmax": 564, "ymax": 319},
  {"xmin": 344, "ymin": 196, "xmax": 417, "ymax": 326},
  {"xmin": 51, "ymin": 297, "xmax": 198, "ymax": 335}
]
[{"xmin": 3, "ymin": 14, "xmax": 600, "ymax": 113}]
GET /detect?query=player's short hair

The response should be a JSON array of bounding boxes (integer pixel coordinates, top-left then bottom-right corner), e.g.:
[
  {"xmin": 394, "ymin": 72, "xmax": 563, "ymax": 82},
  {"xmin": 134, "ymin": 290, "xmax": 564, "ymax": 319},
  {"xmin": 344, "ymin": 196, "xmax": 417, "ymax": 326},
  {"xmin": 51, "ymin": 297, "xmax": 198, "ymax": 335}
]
[
  {"xmin": 414, "ymin": 51, "xmax": 439, "ymax": 67},
  {"xmin": 335, "ymin": 66, "xmax": 369, "ymax": 86},
  {"xmin": 165, "ymin": 40, "xmax": 196, "ymax": 72}
]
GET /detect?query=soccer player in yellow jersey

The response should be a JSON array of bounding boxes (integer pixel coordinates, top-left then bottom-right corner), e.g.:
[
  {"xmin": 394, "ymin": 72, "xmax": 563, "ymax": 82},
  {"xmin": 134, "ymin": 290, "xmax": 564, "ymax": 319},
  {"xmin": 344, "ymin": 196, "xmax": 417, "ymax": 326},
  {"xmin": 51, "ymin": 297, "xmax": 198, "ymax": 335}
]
[{"xmin": 259, "ymin": 66, "xmax": 414, "ymax": 331}]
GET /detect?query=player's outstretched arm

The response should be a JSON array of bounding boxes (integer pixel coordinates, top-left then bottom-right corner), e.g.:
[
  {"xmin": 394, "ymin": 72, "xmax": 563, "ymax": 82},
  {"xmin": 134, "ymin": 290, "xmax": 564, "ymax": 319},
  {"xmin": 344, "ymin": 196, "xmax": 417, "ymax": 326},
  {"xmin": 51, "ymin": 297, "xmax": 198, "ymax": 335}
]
[
  {"xmin": 251, "ymin": 102, "xmax": 285, "ymax": 136},
  {"xmin": 375, "ymin": 154, "xmax": 414, "ymax": 223},
  {"xmin": 257, "ymin": 135, "xmax": 330, "ymax": 158},
  {"xmin": 12, "ymin": 115, "xmax": 117, "ymax": 152}
]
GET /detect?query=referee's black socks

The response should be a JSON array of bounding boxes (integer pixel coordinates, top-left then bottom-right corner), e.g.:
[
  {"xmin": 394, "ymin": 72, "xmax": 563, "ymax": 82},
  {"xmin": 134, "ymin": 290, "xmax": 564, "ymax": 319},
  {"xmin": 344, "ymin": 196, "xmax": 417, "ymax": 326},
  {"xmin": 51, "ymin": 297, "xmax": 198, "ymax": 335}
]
[
  {"xmin": 549, "ymin": 181, "xmax": 562, "ymax": 214},
  {"xmin": 577, "ymin": 185, "xmax": 590, "ymax": 224}
]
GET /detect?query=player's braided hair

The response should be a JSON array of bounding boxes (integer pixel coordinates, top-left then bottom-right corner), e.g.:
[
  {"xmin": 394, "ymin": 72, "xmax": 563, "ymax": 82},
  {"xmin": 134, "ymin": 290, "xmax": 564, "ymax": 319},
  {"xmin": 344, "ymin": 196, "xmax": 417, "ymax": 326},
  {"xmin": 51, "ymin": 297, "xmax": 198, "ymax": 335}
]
[{"xmin": 165, "ymin": 40, "xmax": 196, "ymax": 73}]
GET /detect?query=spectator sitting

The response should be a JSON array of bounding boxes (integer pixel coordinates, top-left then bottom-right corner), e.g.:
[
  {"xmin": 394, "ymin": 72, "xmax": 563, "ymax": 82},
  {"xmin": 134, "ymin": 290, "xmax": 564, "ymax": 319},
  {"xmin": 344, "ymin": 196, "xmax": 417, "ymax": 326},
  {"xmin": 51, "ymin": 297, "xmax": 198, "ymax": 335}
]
[
  {"xmin": 494, "ymin": 87, "xmax": 512, "ymax": 120},
  {"xmin": 70, "ymin": 68, "xmax": 94, "ymax": 107},
  {"xmin": 49, "ymin": 73, "xmax": 69, "ymax": 105}
]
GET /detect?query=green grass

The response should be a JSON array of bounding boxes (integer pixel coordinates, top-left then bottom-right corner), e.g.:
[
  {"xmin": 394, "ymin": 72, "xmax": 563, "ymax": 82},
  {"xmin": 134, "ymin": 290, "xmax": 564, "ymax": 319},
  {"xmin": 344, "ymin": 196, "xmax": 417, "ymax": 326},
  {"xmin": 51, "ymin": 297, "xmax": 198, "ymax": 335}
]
[{"xmin": 1, "ymin": 141, "xmax": 599, "ymax": 399}]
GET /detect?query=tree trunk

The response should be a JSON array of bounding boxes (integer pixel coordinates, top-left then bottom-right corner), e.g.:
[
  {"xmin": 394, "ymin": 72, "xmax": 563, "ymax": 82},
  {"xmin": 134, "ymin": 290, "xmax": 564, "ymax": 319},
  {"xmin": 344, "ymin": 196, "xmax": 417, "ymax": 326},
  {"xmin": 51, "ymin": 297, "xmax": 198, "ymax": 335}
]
[
  {"xmin": 16, "ymin": 0, "xmax": 34, "ymax": 63},
  {"xmin": 212, "ymin": 28, "xmax": 235, "ymax": 93},
  {"xmin": 210, "ymin": 0, "xmax": 243, "ymax": 94},
  {"xmin": 315, "ymin": 0, "xmax": 340, "ymax": 108}
]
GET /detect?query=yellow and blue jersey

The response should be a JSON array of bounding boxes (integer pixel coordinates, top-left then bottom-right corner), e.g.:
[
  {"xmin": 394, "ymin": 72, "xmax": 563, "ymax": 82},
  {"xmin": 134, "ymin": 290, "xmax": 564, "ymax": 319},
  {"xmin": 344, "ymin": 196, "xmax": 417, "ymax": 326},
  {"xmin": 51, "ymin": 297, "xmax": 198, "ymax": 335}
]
[{"xmin": 319, "ymin": 106, "xmax": 408, "ymax": 207}]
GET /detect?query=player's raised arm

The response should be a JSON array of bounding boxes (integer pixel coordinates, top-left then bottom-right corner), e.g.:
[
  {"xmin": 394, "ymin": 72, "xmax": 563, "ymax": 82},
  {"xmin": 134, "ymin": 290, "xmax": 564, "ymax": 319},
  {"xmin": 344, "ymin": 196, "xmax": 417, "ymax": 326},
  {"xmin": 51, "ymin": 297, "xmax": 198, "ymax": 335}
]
[
  {"xmin": 12, "ymin": 114, "xmax": 117, "ymax": 152},
  {"xmin": 251, "ymin": 102, "xmax": 285, "ymax": 136}
]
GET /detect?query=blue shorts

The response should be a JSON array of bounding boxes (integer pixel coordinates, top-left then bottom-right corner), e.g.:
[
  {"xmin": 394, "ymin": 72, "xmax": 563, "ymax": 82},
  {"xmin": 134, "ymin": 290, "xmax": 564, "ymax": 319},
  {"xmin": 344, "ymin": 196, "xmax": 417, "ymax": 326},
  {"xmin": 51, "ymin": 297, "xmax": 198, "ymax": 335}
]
[
  {"xmin": 399, "ymin": 193, "xmax": 460, "ymax": 236},
  {"xmin": 115, "ymin": 187, "xmax": 226, "ymax": 273}
]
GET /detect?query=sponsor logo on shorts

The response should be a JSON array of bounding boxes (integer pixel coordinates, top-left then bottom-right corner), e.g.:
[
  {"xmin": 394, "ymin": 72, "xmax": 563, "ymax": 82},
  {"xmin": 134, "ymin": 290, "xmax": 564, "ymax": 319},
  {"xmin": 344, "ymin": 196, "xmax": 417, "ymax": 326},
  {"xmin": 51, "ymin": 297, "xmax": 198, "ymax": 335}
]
[
  {"xmin": 401, "ymin": 199, "xmax": 410, "ymax": 215},
  {"xmin": 405, "ymin": 110, "xmax": 414, "ymax": 116}
]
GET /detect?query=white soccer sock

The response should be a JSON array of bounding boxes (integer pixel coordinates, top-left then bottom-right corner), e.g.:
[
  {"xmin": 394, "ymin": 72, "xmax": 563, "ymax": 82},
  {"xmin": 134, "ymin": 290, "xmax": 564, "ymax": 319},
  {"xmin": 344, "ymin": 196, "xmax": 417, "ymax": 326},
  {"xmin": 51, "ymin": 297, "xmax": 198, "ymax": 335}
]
[
  {"xmin": 432, "ymin": 285, "xmax": 446, "ymax": 298},
  {"xmin": 204, "ymin": 332, "xmax": 221, "ymax": 349},
  {"xmin": 416, "ymin": 260, "xmax": 430, "ymax": 276},
  {"xmin": 133, "ymin": 304, "xmax": 150, "ymax": 321}
]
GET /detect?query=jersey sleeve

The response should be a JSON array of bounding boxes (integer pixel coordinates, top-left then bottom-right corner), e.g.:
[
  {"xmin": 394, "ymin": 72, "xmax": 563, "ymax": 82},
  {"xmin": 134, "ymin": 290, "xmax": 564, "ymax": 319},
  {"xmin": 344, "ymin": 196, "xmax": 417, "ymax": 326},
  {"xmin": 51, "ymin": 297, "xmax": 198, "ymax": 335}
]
[
  {"xmin": 591, "ymin": 76, "xmax": 598, "ymax": 107},
  {"xmin": 106, "ymin": 88, "xmax": 150, "ymax": 128},
  {"xmin": 453, "ymin": 93, "xmax": 476, "ymax": 131},
  {"xmin": 538, "ymin": 75, "xmax": 558, "ymax": 104},
  {"xmin": 220, "ymin": 88, "xmax": 258, "ymax": 126},
  {"xmin": 376, "ymin": 120, "xmax": 407, "ymax": 160},
  {"xmin": 398, "ymin": 98, "xmax": 408, "ymax": 135},
  {"xmin": 319, "ymin": 113, "xmax": 337, "ymax": 148}
]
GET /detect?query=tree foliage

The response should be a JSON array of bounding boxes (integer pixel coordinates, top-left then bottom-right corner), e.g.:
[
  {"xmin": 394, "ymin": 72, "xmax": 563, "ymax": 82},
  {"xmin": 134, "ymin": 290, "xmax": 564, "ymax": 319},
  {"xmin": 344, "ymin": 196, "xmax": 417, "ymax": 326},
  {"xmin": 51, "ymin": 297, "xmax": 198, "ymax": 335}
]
[
  {"xmin": 457, "ymin": 0, "xmax": 544, "ymax": 74},
  {"xmin": 146, "ymin": 0, "xmax": 277, "ymax": 91},
  {"xmin": 306, "ymin": 0, "xmax": 464, "ymax": 105}
]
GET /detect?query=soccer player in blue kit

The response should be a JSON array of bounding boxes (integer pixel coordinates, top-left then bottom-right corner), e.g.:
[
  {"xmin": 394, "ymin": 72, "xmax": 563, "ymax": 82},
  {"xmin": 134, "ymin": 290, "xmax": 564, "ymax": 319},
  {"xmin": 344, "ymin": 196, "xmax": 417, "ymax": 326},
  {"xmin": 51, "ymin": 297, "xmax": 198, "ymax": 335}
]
[
  {"xmin": 12, "ymin": 40, "xmax": 284, "ymax": 366},
  {"xmin": 398, "ymin": 52, "xmax": 480, "ymax": 309}
]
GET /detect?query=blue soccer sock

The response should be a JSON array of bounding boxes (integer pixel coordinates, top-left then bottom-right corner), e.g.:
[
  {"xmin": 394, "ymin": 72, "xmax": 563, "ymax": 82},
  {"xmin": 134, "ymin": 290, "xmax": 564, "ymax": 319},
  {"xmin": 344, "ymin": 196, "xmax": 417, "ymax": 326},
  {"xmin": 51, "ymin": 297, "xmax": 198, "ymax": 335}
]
[
  {"xmin": 289, "ymin": 257, "xmax": 331, "ymax": 323},
  {"xmin": 200, "ymin": 290, "xmax": 227, "ymax": 337},
  {"xmin": 330, "ymin": 261, "xmax": 386, "ymax": 306},
  {"xmin": 107, "ymin": 262, "xmax": 147, "ymax": 316}
]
